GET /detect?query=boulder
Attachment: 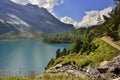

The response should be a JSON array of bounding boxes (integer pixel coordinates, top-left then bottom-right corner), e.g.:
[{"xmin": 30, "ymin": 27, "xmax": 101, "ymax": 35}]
[
  {"xmin": 97, "ymin": 67, "xmax": 108, "ymax": 73},
  {"xmin": 113, "ymin": 77, "xmax": 120, "ymax": 80},
  {"xmin": 99, "ymin": 61, "xmax": 110, "ymax": 67}
]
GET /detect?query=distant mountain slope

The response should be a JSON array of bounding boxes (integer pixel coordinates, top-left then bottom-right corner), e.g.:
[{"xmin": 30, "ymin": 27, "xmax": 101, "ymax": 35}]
[
  {"xmin": 0, "ymin": 0, "xmax": 74, "ymax": 39},
  {"xmin": 43, "ymin": 28, "xmax": 89, "ymax": 43},
  {"xmin": 0, "ymin": 21, "xmax": 16, "ymax": 35}
]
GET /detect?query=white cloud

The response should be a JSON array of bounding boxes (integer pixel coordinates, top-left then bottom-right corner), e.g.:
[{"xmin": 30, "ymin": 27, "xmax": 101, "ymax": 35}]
[
  {"xmin": 60, "ymin": 16, "xmax": 74, "ymax": 24},
  {"xmin": 60, "ymin": 16, "xmax": 79, "ymax": 28},
  {"xmin": 11, "ymin": 0, "xmax": 64, "ymax": 12},
  {"xmin": 60, "ymin": 7, "xmax": 112, "ymax": 28}
]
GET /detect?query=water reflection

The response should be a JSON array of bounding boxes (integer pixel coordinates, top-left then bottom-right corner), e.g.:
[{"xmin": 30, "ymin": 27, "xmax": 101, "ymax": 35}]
[{"xmin": 0, "ymin": 40, "xmax": 71, "ymax": 75}]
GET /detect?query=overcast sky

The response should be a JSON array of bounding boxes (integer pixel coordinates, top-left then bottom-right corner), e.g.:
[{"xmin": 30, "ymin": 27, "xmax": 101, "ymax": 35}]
[{"xmin": 11, "ymin": 0, "xmax": 115, "ymax": 28}]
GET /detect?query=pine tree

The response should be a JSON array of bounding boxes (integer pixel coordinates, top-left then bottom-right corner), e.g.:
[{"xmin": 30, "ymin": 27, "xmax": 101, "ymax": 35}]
[
  {"xmin": 62, "ymin": 48, "xmax": 67, "ymax": 56},
  {"xmin": 114, "ymin": 0, "xmax": 120, "ymax": 5},
  {"xmin": 56, "ymin": 48, "xmax": 61, "ymax": 58}
]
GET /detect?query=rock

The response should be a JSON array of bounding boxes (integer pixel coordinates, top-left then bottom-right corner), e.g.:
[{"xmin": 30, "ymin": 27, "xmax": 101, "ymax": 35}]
[
  {"xmin": 45, "ymin": 64, "xmax": 63, "ymax": 73},
  {"xmin": 108, "ymin": 67, "xmax": 115, "ymax": 72},
  {"xmin": 86, "ymin": 66, "xmax": 98, "ymax": 75},
  {"xmin": 66, "ymin": 70, "xmax": 86, "ymax": 78},
  {"xmin": 96, "ymin": 61, "xmax": 109, "ymax": 73},
  {"xmin": 97, "ymin": 67, "xmax": 108, "ymax": 73},
  {"xmin": 54, "ymin": 64, "xmax": 63, "ymax": 69},
  {"xmin": 44, "ymin": 54, "xmax": 120, "ymax": 80},
  {"xmin": 113, "ymin": 77, "xmax": 120, "ymax": 80},
  {"xmin": 99, "ymin": 61, "xmax": 110, "ymax": 67},
  {"xmin": 111, "ymin": 68, "xmax": 120, "ymax": 75}
]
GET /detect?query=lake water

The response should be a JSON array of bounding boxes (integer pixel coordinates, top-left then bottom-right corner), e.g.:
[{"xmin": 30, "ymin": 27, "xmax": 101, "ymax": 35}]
[{"xmin": 0, "ymin": 40, "xmax": 71, "ymax": 75}]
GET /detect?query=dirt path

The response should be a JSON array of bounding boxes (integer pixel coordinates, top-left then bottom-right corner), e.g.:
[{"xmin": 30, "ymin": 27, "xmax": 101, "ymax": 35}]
[{"xmin": 101, "ymin": 36, "xmax": 120, "ymax": 51}]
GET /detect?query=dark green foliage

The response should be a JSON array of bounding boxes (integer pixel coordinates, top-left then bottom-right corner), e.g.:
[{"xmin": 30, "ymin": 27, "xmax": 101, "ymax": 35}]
[
  {"xmin": 56, "ymin": 48, "xmax": 61, "ymax": 58},
  {"xmin": 86, "ymin": 32, "xmax": 94, "ymax": 43},
  {"xmin": 71, "ymin": 37, "xmax": 83, "ymax": 53},
  {"xmin": 45, "ymin": 58, "xmax": 54, "ymax": 70},
  {"xmin": 92, "ymin": 5, "xmax": 120, "ymax": 40},
  {"xmin": 106, "ymin": 6, "xmax": 120, "ymax": 40},
  {"xmin": 114, "ymin": 0, "xmax": 120, "ymax": 5},
  {"xmin": 46, "ymin": 48, "xmax": 71, "ymax": 69},
  {"xmin": 43, "ymin": 28, "xmax": 90, "ymax": 43},
  {"xmin": 118, "ymin": 25, "xmax": 120, "ymax": 37},
  {"xmin": 62, "ymin": 48, "xmax": 67, "ymax": 56},
  {"xmin": 66, "ymin": 49, "xmax": 70, "ymax": 55},
  {"xmin": 56, "ymin": 48, "xmax": 70, "ymax": 59},
  {"xmin": 103, "ymin": 15, "xmax": 109, "ymax": 22},
  {"xmin": 70, "ymin": 31, "xmax": 96, "ymax": 54}
]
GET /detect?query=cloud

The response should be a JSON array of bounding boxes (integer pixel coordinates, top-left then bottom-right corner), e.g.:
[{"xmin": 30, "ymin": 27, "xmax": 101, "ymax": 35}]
[
  {"xmin": 60, "ymin": 16, "xmax": 75, "ymax": 24},
  {"xmin": 11, "ymin": 0, "xmax": 64, "ymax": 12},
  {"xmin": 60, "ymin": 16, "xmax": 79, "ymax": 28},
  {"xmin": 60, "ymin": 7, "xmax": 112, "ymax": 28}
]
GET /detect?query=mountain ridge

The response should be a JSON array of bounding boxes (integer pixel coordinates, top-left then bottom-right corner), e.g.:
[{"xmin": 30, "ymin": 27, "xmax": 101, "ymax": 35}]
[{"xmin": 0, "ymin": 0, "xmax": 74, "ymax": 39}]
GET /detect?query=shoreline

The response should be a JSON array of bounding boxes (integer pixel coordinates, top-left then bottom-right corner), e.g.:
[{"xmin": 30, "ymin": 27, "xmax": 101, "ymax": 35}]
[
  {"xmin": 0, "ymin": 38, "xmax": 41, "ymax": 41},
  {"xmin": 0, "ymin": 39, "xmax": 72, "ymax": 44}
]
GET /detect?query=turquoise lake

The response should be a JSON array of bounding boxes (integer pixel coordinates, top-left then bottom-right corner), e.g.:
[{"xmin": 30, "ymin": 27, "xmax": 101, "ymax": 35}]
[{"xmin": 0, "ymin": 40, "xmax": 71, "ymax": 75}]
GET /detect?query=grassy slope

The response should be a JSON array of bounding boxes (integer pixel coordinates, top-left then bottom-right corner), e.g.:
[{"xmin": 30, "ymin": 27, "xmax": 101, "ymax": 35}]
[
  {"xmin": 48, "ymin": 38, "xmax": 120, "ymax": 68},
  {"xmin": 117, "ymin": 40, "xmax": 120, "ymax": 46}
]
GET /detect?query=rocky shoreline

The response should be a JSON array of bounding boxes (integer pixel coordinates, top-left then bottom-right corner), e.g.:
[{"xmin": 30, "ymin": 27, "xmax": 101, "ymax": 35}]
[{"xmin": 38, "ymin": 54, "xmax": 120, "ymax": 80}]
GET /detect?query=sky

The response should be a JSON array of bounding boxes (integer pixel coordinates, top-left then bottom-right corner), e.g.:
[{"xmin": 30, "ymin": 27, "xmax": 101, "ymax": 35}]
[
  {"xmin": 11, "ymin": 0, "xmax": 115, "ymax": 28},
  {"xmin": 53, "ymin": 0, "xmax": 114, "ymax": 21}
]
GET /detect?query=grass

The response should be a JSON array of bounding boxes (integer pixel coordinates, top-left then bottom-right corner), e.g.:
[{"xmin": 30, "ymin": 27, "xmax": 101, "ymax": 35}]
[
  {"xmin": 0, "ymin": 76, "xmax": 28, "ymax": 80},
  {"xmin": 48, "ymin": 38, "xmax": 120, "ymax": 68},
  {"xmin": 117, "ymin": 40, "xmax": 120, "ymax": 46},
  {"xmin": 0, "ymin": 69, "xmax": 85, "ymax": 80},
  {"xmin": 0, "ymin": 75, "xmax": 84, "ymax": 80},
  {"xmin": 38, "ymin": 74, "xmax": 85, "ymax": 80}
]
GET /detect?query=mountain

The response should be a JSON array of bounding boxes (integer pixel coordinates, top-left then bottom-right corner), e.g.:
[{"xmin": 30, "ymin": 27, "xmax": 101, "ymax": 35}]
[{"xmin": 0, "ymin": 0, "xmax": 74, "ymax": 39}]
